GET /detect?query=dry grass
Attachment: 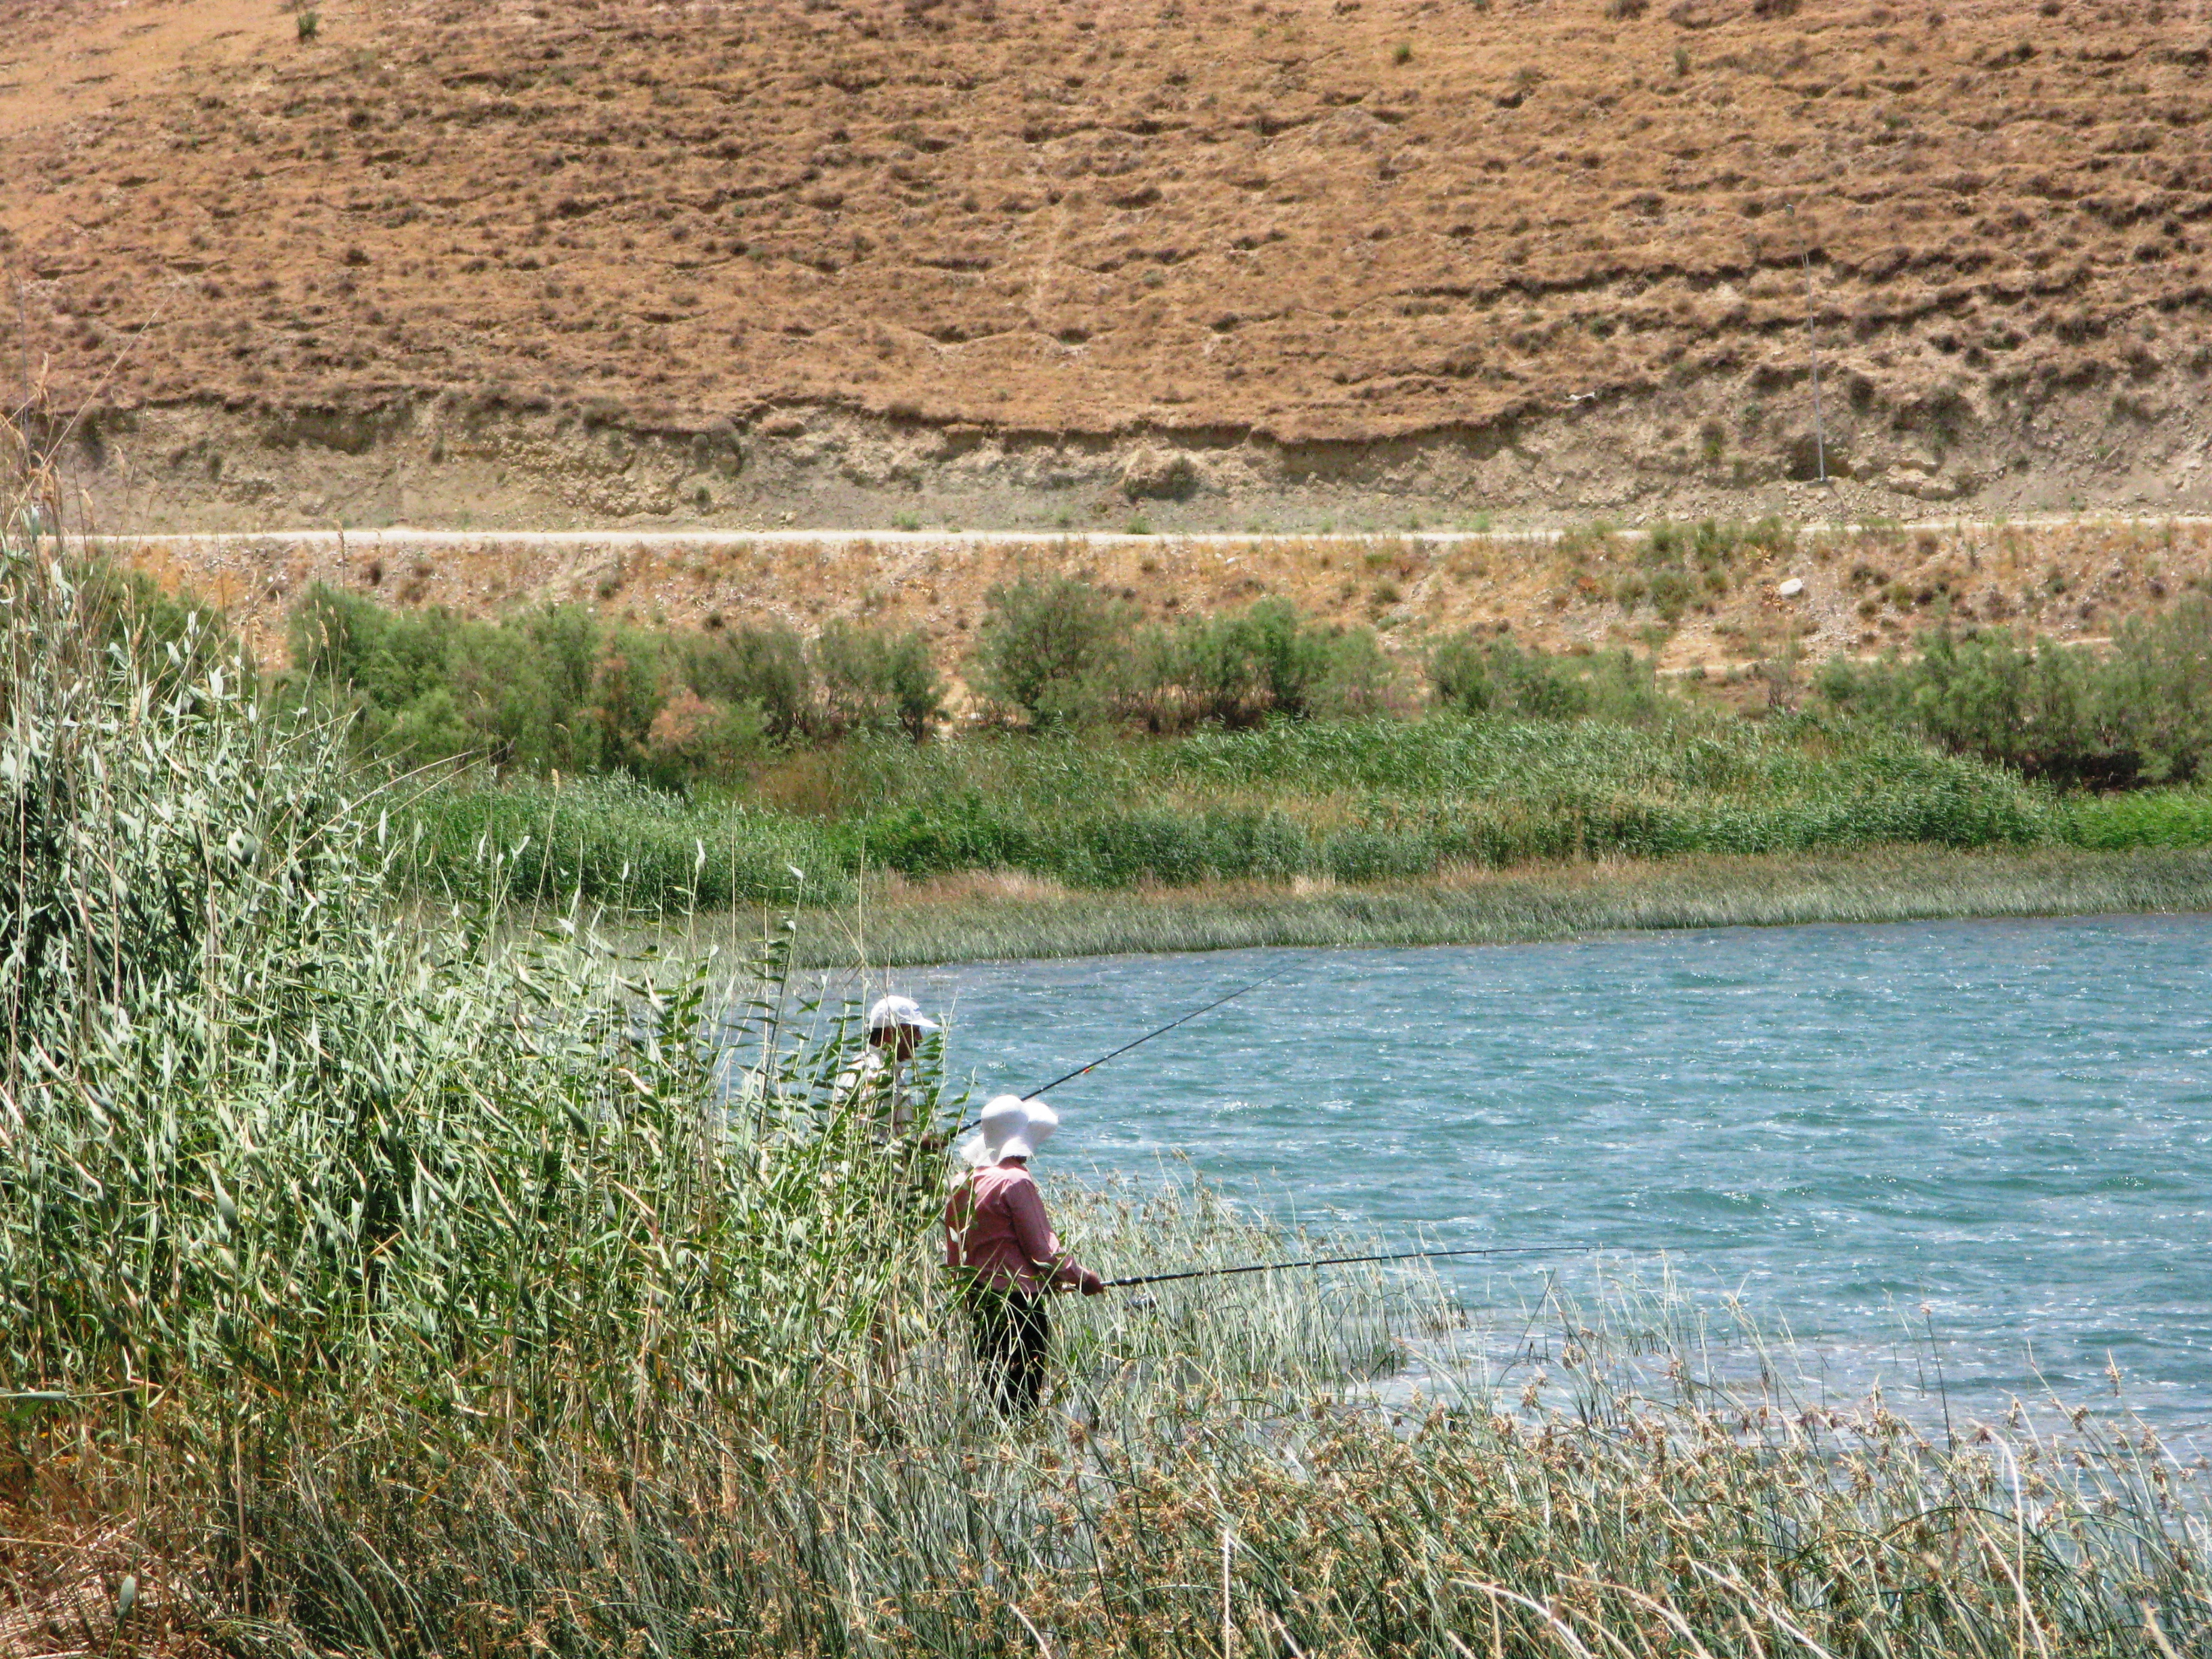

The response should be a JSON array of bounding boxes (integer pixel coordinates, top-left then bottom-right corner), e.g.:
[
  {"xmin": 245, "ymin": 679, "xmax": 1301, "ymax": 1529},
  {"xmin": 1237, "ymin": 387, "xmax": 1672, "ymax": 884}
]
[
  {"xmin": 7, "ymin": 0, "xmax": 2209, "ymax": 453},
  {"xmin": 875, "ymin": 867, "xmax": 1074, "ymax": 904},
  {"xmin": 776, "ymin": 844, "xmax": 2212, "ymax": 966},
  {"xmin": 0, "ymin": 1504, "xmax": 211, "ymax": 1659}
]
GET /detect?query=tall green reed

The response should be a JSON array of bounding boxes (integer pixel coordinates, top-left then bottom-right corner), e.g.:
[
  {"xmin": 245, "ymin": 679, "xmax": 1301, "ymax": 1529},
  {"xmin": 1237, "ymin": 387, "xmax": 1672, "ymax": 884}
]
[
  {"xmin": 405, "ymin": 714, "xmax": 2078, "ymax": 914},
  {"xmin": 0, "ymin": 462, "xmax": 957, "ymax": 1643}
]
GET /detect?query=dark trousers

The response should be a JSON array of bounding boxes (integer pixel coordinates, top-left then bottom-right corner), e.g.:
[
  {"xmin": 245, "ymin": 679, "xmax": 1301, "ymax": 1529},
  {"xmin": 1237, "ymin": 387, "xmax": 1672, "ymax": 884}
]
[{"xmin": 965, "ymin": 1286, "xmax": 1050, "ymax": 1416}]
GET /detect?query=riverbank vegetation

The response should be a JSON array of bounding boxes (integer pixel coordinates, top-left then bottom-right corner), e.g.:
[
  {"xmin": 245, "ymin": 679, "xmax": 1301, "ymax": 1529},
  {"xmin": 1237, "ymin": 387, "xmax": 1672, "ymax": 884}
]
[
  {"xmin": 258, "ymin": 561, "xmax": 2212, "ymax": 916},
  {"xmin": 764, "ymin": 846, "xmax": 2212, "ymax": 966},
  {"xmin": 6, "ymin": 440, "xmax": 2209, "ymax": 1656},
  {"xmin": 398, "ymin": 718, "xmax": 2212, "ymax": 918}
]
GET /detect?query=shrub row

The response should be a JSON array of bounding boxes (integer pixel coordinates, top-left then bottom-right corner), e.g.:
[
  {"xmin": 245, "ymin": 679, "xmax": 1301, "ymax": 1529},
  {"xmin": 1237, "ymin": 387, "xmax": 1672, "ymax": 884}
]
[
  {"xmin": 1420, "ymin": 636, "xmax": 1667, "ymax": 723},
  {"xmin": 1818, "ymin": 596, "xmax": 2212, "ymax": 785},
  {"xmin": 971, "ymin": 579, "xmax": 1405, "ymax": 730},
  {"xmin": 289, "ymin": 569, "xmax": 2212, "ymax": 801},
  {"xmin": 291, "ymin": 586, "xmax": 941, "ymax": 787}
]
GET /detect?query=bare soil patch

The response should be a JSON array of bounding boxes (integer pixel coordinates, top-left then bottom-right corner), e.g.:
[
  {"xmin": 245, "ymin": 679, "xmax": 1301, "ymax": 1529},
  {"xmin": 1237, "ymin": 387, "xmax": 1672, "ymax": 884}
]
[{"xmin": 4, "ymin": 0, "xmax": 2211, "ymax": 527}]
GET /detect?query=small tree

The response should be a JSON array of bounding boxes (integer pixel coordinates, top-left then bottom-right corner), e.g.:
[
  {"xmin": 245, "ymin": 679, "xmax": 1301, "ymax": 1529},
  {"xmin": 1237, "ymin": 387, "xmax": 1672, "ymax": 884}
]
[
  {"xmin": 683, "ymin": 624, "xmax": 813, "ymax": 741},
  {"xmin": 813, "ymin": 621, "xmax": 944, "ymax": 741},
  {"xmin": 970, "ymin": 575, "xmax": 1132, "ymax": 728},
  {"xmin": 1429, "ymin": 634, "xmax": 1660, "ymax": 723}
]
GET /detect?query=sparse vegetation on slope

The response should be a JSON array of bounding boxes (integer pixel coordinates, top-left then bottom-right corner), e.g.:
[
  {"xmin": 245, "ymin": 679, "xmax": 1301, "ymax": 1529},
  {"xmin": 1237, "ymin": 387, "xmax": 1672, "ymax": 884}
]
[{"xmin": 11, "ymin": 0, "xmax": 2212, "ymax": 529}]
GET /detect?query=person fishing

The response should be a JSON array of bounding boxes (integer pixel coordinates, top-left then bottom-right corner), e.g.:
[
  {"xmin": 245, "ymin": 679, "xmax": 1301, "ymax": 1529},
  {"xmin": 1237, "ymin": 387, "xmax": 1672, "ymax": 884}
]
[
  {"xmin": 944, "ymin": 1094, "xmax": 1103, "ymax": 1416},
  {"xmin": 834, "ymin": 994, "xmax": 941, "ymax": 1143}
]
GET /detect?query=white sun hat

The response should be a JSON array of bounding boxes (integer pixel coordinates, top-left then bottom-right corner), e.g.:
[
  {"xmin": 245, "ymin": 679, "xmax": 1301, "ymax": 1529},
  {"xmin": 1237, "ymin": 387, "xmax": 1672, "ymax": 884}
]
[
  {"xmin": 866, "ymin": 994, "xmax": 940, "ymax": 1034},
  {"xmin": 1012, "ymin": 1099, "xmax": 1058, "ymax": 1158},
  {"xmin": 965, "ymin": 1094, "xmax": 1059, "ymax": 1164}
]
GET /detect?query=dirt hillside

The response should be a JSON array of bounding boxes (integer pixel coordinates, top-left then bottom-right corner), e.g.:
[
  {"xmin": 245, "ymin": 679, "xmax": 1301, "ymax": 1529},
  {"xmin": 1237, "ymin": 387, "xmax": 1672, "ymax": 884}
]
[{"xmin": 5, "ymin": 0, "xmax": 2211, "ymax": 531}]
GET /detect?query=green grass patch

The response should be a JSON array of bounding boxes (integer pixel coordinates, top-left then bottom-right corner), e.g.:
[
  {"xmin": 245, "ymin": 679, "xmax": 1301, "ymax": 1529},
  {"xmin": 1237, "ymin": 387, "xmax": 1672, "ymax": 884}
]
[
  {"xmin": 2055, "ymin": 785, "xmax": 2212, "ymax": 850},
  {"xmin": 402, "ymin": 716, "xmax": 2111, "ymax": 913}
]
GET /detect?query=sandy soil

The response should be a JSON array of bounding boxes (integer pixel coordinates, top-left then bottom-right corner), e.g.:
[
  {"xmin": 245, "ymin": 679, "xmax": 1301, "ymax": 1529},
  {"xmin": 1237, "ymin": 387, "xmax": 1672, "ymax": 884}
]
[{"xmin": 5, "ymin": 0, "xmax": 2211, "ymax": 529}]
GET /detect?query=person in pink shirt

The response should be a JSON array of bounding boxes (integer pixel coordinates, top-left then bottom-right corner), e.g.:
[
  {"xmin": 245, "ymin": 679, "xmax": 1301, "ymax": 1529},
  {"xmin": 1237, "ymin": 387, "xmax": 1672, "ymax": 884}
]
[{"xmin": 944, "ymin": 1094, "xmax": 1104, "ymax": 1416}]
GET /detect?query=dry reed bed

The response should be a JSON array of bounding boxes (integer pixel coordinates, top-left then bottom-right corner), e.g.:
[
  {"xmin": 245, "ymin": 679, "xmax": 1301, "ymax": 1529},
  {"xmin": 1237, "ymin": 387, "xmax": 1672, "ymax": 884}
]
[{"xmin": 778, "ymin": 845, "xmax": 2212, "ymax": 966}]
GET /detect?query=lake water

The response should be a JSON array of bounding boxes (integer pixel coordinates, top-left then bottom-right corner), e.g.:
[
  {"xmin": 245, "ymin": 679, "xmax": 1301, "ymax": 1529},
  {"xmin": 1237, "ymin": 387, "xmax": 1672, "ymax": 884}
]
[{"xmin": 861, "ymin": 914, "xmax": 2212, "ymax": 1441}]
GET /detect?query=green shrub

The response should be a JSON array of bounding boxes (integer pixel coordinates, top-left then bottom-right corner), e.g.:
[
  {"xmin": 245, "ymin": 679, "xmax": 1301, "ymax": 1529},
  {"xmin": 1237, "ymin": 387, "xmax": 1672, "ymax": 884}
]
[
  {"xmin": 975, "ymin": 583, "xmax": 1405, "ymax": 735},
  {"xmin": 1620, "ymin": 519, "xmax": 1785, "ymax": 626},
  {"xmin": 680, "ymin": 621, "xmax": 812, "ymax": 741},
  {"xmin": 290, "ymin": 588, "xmax": 943, "ymax": 785},
  {"xmin": 1429, "ymin": 635, "xmax": 1665, "ymax": 723},
  {"xmin": 77, "ymin": 558, "xmax": 252, "ymax": 693},
  {"xmin": 2097, "ymin": 596, "xmax": 2212, "ymax": 781},
  {"xmin": 1649, "ymin": 567, "xmax": 1696, "ymax": 621},
  {"xmin": 641, "ymin": 688, "xmax": 772, "ymax": 790},
  {"xmin": 1092, "ymin": 598, "xmax": 1404, "ymax": 731},
  {"xmin": 970, "ymin": 573, "xmax": 1134, "ymax": 727},
  {"xmin": 289, "ymin": 586, "xmax": 621, "ymax": 773},
  {"xmin": 813, "ymin": 619, "xmax": 944, "ymax": 741},
  {"xmin": 1298, "ymin": 621, "xmax": 1406, "ymax": 719},
  {"xmin": 1818, "ymin": 599, "xmax": 2212, "ymax": 785}
]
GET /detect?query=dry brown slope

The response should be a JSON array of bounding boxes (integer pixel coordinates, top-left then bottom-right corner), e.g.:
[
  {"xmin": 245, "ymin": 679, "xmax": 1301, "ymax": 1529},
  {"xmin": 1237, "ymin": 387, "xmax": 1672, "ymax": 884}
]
[{"xmin": 5, "ymin": 0, "xmax": 2211, "ymax": 527}]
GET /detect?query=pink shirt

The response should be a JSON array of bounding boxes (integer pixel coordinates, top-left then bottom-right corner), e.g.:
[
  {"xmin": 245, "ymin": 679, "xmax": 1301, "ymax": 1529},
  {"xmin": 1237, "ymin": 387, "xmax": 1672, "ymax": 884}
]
[{"xmin": 944, "ymin": 1162, "xmax": 1087, "ymax": 1296}]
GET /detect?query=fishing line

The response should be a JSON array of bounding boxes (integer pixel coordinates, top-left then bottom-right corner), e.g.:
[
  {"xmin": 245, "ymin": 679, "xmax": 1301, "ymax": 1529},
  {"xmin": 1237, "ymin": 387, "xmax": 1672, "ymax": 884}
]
[
  {"xmin": 1103, "ymin": 1242, "xmax": 1595, "ymax": 1290},
  {"xmin": 951, "ymin": 967, "xmax": 1284, "ymax": 1134},
  {"xmin": 1024, "ymin": 968, "xmax": 1283, "ymax": 1099}
]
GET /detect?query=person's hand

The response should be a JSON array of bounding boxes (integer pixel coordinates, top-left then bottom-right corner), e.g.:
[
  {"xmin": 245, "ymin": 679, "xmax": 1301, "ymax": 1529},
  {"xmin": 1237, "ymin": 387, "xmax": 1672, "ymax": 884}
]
[{"xmin": 1077, "ymin": 1268, "xmax": 1106, "ymax": 1296}]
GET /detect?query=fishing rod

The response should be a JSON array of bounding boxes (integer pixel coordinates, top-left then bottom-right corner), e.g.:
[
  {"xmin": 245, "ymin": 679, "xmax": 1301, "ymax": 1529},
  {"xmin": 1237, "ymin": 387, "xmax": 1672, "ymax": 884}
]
[
  {"xmin": 951, "ymin": 968, "xmax": 1284, "ymax": 1134},
  {"xmin": 1025, "ymin": 968, "xmax": 1282, "ymax": 1100},
  {"xmin": 1103, "ymin": 1242, "xmax": 1593, "ymax": 1290}
]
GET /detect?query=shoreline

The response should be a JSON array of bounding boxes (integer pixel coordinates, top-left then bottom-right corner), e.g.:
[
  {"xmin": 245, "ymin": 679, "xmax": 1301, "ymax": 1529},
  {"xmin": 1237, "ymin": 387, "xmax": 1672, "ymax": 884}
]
[{"xmin": 708, "ymin": 845, "xmax": 2212, "ymax": 966}]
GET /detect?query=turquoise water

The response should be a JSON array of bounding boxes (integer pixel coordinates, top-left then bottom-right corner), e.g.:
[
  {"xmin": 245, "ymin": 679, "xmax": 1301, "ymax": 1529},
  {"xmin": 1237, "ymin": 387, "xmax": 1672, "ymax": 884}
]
[{"xmin": 882, "ymin": 914, "xmax": 2212, "ymax": 1436}]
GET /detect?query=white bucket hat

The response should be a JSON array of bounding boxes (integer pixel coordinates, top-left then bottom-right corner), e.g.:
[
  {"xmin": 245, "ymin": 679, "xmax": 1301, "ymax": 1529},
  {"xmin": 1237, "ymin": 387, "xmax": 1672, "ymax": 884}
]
[
  {"xmin": 964, "ymin": 1094, "xmax": 1059, "ymax": 1164},
  {"xmin": 866, "ymin": 994, "xmax": 940, "ymax": 1035}
]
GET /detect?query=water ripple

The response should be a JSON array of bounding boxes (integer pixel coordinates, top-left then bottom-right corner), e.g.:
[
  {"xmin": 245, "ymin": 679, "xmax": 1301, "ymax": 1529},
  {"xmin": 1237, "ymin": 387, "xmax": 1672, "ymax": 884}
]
[{"xmin": 873, "ymin": 912, "xmax": 2212, "ymax": 1435}]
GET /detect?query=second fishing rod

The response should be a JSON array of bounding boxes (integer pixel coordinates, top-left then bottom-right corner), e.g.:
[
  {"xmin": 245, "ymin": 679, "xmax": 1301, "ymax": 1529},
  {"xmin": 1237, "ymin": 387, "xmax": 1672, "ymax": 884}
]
[
  {"xmin": 940, "ymin": 976, "xmax": 1600, "ymax": 1284},
  {"xmin": 1103, "ymin": 1241, "xmax": 1597, "ymax": 1289}
]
